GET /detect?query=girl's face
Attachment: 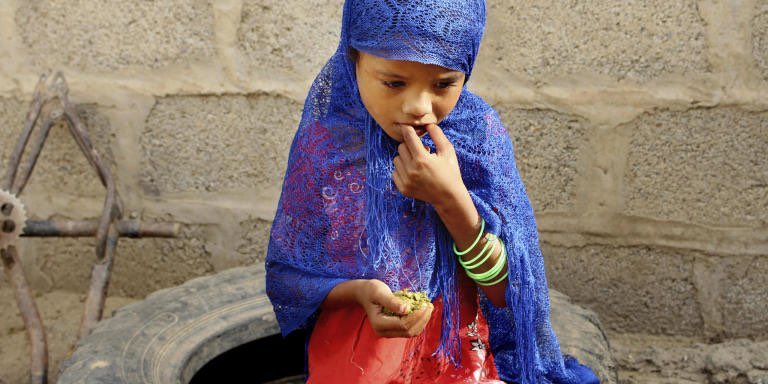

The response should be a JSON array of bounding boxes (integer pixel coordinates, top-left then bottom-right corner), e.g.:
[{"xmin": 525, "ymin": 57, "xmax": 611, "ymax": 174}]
[{"xmin": 354, "ymin": 51, "xmax": 465, "ymax": 142}]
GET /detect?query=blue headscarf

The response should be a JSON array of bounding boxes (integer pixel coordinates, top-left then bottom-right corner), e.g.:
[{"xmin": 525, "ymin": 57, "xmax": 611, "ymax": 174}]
[{"xmin": 266, "ymin": 1, "xmax": 599, "ymax": 383}]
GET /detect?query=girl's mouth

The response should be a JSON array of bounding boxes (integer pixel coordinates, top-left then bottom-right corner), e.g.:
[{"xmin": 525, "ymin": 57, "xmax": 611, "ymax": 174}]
[{"xmin": 412, "ymin": 125, "xmax": 427, "ymax": 136}]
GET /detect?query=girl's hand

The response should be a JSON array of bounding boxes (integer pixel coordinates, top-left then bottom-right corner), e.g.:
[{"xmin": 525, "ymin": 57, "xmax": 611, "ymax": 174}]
[
  {"xmin": 392, "ymin": 124, "xmax": 466, "ymax": 208},
  {"xmin": 357, "ymin": 279, "xmax": 434, "ymax": 338}
]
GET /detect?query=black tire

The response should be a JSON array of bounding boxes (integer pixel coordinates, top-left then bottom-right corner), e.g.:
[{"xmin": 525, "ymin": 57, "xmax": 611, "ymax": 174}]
[
  {"xmin": 57, "ymin": 266, "xmax": 617, "ymax": 383},
  {"xmin": 57, "ymin": 266, "xmax": 289, "ymax": 384},
  {"xmin": 549, "ymin": 289, "xmax": 618, "ymax": 384}
]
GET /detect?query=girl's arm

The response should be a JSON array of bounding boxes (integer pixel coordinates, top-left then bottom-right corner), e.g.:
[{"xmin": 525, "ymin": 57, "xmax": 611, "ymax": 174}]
[
  {"xmin": 431, "ymin": 187, "xmax": 507, "ymax": 307},
  {"xmin": 392, "ymin": 124, "xmax": 507, "ymax": 307}
]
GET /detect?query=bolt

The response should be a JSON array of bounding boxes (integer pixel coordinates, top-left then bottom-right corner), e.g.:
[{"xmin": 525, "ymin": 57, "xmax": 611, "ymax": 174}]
[
  {"xmin": 1, "ymin": 203, "xmax": 13, "ymax": 216},
  {"xmin": 2, "ymin": 220, "xmax": 15, "ymax": 233}
]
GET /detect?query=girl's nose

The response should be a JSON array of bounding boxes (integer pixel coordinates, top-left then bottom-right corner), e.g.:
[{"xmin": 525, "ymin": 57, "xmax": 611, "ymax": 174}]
[{"xmin": 402, "ymin": 91, "xmax": 432, "ymax": 119}]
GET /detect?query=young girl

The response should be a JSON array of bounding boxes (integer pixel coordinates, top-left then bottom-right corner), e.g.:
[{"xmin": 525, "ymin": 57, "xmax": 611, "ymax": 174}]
[{"xmin": 266, "ymin": 1, "xmax": 600, "ymax": 383}]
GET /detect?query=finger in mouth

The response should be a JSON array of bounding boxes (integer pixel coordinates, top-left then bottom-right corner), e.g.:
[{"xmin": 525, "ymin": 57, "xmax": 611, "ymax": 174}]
[{"xmin": 413, "ymin": 125, "xmax": 427, "ymax": 136}]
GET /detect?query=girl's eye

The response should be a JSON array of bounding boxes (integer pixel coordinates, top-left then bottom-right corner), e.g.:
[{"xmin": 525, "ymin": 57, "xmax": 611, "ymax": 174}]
[
  {"xmin": 436, "ymin": 81, "xmax": 457, "ymax": 89},
  {"xmin": 383, "ymin": 81, "xmax": 405, "ymax": 88}
]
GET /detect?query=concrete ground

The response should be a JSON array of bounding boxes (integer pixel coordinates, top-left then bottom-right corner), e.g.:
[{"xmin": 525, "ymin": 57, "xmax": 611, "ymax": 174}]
[
  {"xmin": 0, "ymin": 288, "xmax": 136, "ymax": 384},
  {"xmin": 609, "ymin": 332, "xmax": 768, "ymax": 384}
]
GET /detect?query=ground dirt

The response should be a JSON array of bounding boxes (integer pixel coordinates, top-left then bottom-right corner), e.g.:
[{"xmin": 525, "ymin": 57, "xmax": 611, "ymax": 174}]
[
  {"xmin": 609, "ymin": 331, "xmax": 768, "ymax": 384},
  {"xmin": 0, "ymin": 287, "xmax": 136, "ymax": 384}
]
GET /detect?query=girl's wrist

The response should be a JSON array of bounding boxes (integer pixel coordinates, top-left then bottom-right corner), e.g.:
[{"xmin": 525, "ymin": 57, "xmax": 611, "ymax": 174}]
[
  {"xmin": 432, "ymin": 185, "xmax": 484, "ymax": 253},
  {"xmin": 352, "ymin": 279, "xmax": 371, "ymax": 305},
  {"xmin": 432, "ymin": 185, "xmax": 473, "ymax": 216},
  {"xmin": 323, "ymin": 279, "xmax": 373, "ymax": 310}
]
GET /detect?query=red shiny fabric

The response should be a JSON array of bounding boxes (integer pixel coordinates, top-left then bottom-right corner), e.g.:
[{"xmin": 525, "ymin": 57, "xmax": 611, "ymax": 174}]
[{"xmin": 307, "ymin": 274, "xmax": 504, "ymax": 383}]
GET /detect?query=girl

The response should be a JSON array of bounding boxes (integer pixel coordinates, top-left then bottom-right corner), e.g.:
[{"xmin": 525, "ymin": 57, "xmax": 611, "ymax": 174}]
[{"xmin": 266, "ymin": 0, "xmax": 600, "ymax": 383}]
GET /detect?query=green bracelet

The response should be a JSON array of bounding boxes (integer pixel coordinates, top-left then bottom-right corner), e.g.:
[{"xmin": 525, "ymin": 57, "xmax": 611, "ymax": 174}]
[
  {"xmin": 476, "ymin": 270, "xmax": 509, "ymax": 286},
  {"xmin": 471, "ymin": 244, "xmax": 507, "ymax": 283},
  {"xmin": 458, "ymin": 234, "xmax": 497, "ymax": 270},
  {"xmin": 466, "ymin": 241, "xmax": 507, "ymax": 282},
  {"xmin": 453, "ymin": 218, "xmax": 485, "ymax": 256}
]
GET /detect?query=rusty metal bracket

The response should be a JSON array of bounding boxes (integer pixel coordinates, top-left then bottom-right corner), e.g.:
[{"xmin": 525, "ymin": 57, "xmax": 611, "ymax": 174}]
[{"xmin": 1, "ymin": 72, "xmax": 180, "ymax": 384}]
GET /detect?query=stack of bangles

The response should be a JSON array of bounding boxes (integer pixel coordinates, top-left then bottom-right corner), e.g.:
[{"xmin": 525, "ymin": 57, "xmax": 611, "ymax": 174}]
[{"xmin": 453, "ymin": 219, "xmax": 508, "ymax": 286}]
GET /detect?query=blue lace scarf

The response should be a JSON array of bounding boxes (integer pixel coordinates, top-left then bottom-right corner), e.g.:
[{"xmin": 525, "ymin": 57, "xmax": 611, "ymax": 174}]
[{"xmin": 266, "ymin": 1, "xmax": 599, "ymax": 382}]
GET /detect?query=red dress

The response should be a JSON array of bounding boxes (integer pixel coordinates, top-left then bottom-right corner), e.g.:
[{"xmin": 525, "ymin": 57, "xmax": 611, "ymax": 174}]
[{"xmin": 307, "ymin": 273, "xmax": 504, "ymax": 383}]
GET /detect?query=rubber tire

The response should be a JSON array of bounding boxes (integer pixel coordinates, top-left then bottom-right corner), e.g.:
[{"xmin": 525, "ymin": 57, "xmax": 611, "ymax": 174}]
[
  {"xmin": 549, "ymin": 289, "xmax": 618, "ymax": 384},
  {"xmin": 57, "ymin": 266, "xmax": 617, "ymax": 383}
]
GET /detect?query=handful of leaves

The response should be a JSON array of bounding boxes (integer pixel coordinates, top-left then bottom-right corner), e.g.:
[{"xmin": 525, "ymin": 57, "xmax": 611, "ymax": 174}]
[{"xmin": 382, "ymin": 289, "xmax": 431, "ymax": 316}]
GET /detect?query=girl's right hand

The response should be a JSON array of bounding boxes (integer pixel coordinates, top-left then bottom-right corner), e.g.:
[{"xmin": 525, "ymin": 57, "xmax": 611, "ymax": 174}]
[{"xmin": 357, "ymin": 279, "xmax": 434, "ymax": 338}]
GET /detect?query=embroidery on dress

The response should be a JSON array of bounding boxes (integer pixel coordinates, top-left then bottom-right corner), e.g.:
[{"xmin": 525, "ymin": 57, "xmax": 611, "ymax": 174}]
[
  {"xmin": 470, "ymin": 339, "xmax": 486, "ymax": 351},
  {"xmin": 467, "ymin": 317, "xmax": 479, "ymax": 337},
  {"xmin": 466, "ymin": 315, "xmax": 486, "ymax": 351}
]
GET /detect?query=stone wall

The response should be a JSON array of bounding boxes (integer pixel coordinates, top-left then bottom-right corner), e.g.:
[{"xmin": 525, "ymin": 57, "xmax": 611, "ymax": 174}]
[{"xmin": 1, "ymin": 0, "xmax": 766, "ymax": 341}]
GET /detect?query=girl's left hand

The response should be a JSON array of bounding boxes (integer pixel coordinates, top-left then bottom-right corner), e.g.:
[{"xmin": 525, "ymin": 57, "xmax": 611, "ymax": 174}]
[{"xmin": 392, "ymin": 124, "xmax": 466, "ymax": 207}]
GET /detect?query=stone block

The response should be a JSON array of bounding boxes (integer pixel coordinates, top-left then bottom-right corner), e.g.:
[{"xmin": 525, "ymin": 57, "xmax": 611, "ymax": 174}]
[
  {"xmin": 108, "ymin": 223, "xmax": 213, "ymax": 298},
  {"xmin": 26, "ymin": 106, "xmax": 114, "ymax": 201},
  {"xmin": 542, "ymin": 243, "xmax": 703, "ymax": 336},
  {"xmin": 0, "ymin": 98, "xmax": 28, "ymax": 171},
  {"xmin": 237, "ymin": 216, "xmax": 272, "ymax": 264},
  {"xmin": 16, "ymin": 0, "xmax": 216, "ymax": 71},
  {"xmin": 713, "ymin": 255, "xmax": 768, "ymax": 339},
  {"xmin": 238, "ymin": 0, "xmax": 341, "ymax": 80},
  {"xmin": 1, "ymin": 99, "xmax": 115, "ymax": 202},
  {"xmin": 23, "ymin": 221, "xmax": 212, "ymax": 298},
  {"xmin": 0, "ymin": 97, "xmax": 29, "ymax": 198},
  {"xmin": 480, "ymin": 1, "xmax": 709, "ymax": 81},
  {"xmin": 496, "ymin": 107, "xmax": 586, "ymax": 212},
  {"xmin": 754, "ymin": 3, "xmax": 768, "ymax": 81},
  {"xmin": 624, "ymin": 108, "xmax": 768, "ymax": 227},
  {"xmin": 19, "ymin": 236, "xmax": 93, "ymax": 292},
  {"xmin": 141, "ymin": 94, "xmax": 301, "ymax": 194}
]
